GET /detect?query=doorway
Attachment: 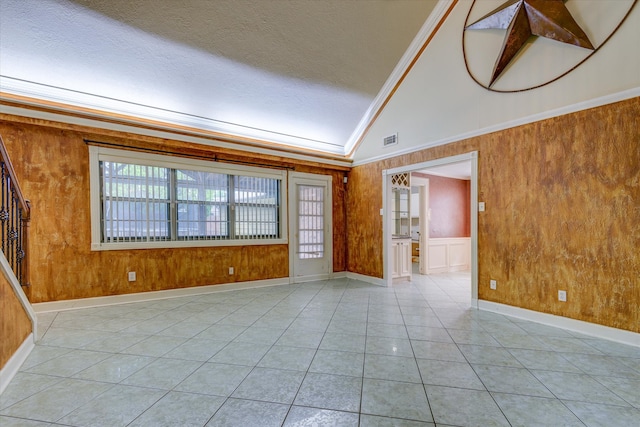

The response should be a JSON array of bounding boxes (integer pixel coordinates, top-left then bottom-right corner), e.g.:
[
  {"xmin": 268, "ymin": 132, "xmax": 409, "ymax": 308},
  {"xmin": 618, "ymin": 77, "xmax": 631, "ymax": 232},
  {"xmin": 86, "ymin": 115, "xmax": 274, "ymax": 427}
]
[
  {"xmin": 383, "ymin": 152, "xmax": 478, "ymax": 307},
  {"xmin": 288, "ymin": 172, "xmax": 333, "ymax": 282},
  {"xmin": 409, "ymin": 175, "xmax": 429, "ymax": 275}
]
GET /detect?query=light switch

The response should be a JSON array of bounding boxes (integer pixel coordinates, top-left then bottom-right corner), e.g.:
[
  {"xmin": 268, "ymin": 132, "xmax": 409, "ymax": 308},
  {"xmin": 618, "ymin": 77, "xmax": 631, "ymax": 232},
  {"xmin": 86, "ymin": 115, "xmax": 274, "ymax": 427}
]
[{"xmin": 478, "ymin": 202, "xmax": 485, "ymax": 212}]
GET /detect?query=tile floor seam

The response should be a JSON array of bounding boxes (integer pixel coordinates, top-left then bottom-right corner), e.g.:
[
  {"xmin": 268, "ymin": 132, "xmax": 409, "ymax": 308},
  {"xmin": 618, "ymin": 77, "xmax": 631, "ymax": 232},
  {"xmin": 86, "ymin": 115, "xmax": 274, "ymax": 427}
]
[
  {"xmin": 123, "ymin": 388, "xmax": 173, "ymax": 426},
  {"xmin": 481, "ymin": 341, "xmax": 562, "ymax": 425},
  {"xmin": 428, "ymin": 282, "xmax": 516, "ymax": 427},
  {"xmin": 557, "ymin": 395, "xmax": 603, "ymax": 427},
  {"xmin": 397, "ymin": 286, "xmax": 436, "ymax": 425},
  {"xmin": 592, "ymin": 375, "xmax": 640, "ymax": 409},
  {"xmin": 290, "ymin": 279, "xmax": 364, "ymax": 416},
  {"xmin": 223, "ymin": 279, "xmax": 335, "ymax": 426},
  {"xmin": 3, "ymin": 272, "xmax": 639, "ymax": 427},
  {"xmin": 181, "ymin": 280, "xmax": 305, "ymax": 427},
  {"xmin": 357, "ymin": 287, "xmax": 371, "ymax": 424},
  {"xmin": 271, "ymin": 280, "xmax": 335, "ymax": 425},
  {"xmin": 556, "ymin": 395, "xmax": 630, "ymax": 427},
  {"xmin": 49, "ymin": 380, "xmax": 122, "ymax": 425},
  {"xmin": 0, "ymin": 373, "xmax": 63, "ymax": 412},
  {"xmin": 529, "ymin": 367, "xmax": 636, "ymax": 411}
]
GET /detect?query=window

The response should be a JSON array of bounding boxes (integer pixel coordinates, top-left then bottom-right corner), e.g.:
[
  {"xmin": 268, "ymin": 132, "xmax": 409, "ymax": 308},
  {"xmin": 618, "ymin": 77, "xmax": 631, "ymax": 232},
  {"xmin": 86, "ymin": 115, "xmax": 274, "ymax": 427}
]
[
  {"xmin": 175, "ymin": 170, "xmax": 229, "ymax": 240},
  {"xmin": 90, "ymin": 147, "xmax": 287, "ymax": 250},
  {"xmin": 101, "ymin": 162, "xmax": 170, "ymax": 242},
  {"xmin": 297, "ymin": 184, "xmax": 325, "ymax": 259}
]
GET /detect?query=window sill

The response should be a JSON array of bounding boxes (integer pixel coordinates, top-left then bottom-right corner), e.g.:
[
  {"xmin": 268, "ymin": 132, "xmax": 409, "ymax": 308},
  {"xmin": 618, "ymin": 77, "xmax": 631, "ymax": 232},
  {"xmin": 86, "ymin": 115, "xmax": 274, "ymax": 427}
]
[{"xmin": 91, "ymin": 238, "xmax": 287, "ymax": 251}]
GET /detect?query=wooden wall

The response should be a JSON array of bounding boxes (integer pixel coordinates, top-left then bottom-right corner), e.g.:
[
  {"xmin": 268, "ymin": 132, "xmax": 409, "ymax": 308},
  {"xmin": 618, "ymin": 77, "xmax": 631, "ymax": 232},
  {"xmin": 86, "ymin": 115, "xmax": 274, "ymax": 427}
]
[
  {"xmin": 347, "ymin": 97, "xmax": 640, "ymax": 333},
  {"xmin": 1, "ymin": 272, "xmax": 31, "ymax": 368},
  {"xmin": 0, "ymin": 116, "xmax": 347, "ymax": 303}
]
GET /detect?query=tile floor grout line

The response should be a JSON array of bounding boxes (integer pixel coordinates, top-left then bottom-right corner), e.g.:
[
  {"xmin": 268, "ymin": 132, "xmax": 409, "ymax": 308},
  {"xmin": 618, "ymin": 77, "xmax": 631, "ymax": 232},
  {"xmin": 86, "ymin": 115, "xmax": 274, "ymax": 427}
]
[
  {"xmin": 282, "ymin": 278, "xmax": 359, "ymax": 425},
  {"xmin": 396, "ymin": 280, "xmax": 437, "ymax": 425},
  {"xmin": 277, "ymin": 279, "xmax": 334, "ymax": 426},
  {"xmin": 3, "ymin": 273, "xmax": 639, "ymax": 426},
  {"xmin": 356, "ymin": 279, "xmax": 372, "ymax": 425},
  {"xmin": 172, "ymin": 283, "xmax": 307, "ymax": 427}
]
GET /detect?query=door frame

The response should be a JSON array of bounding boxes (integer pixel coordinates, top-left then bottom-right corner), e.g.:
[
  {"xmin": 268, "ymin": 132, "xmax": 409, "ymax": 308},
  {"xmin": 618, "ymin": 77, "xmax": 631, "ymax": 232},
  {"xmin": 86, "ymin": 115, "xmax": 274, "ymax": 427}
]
[
  {"xmin": 288, "ymin": 171, "xmax": 333, "ymax": 283},
  {"xmin": 410, "ymin": 175, "xmax": 430, "ymax": 274},
  {"xmin": 382, "ymin": 152, "xmax": 478, "ymax": 307}
]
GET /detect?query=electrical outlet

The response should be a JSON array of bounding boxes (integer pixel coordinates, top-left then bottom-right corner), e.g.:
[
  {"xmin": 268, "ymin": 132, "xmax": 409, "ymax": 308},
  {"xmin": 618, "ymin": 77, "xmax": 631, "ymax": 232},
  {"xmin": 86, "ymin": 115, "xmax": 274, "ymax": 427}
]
[
  {"xmin": 229, "ymin": 267, "xmax": 234, "ymax": 275},
  {"xmin": 490, "ymin": 279, "xmax": 497, "ymax": 290},
  {"xmin": 558, "ymin": 290, "xmax": 567, "ymax": 302},
  {"xmin": 128, "ymin": 271, "xmax": 136, "ymax": 282}
]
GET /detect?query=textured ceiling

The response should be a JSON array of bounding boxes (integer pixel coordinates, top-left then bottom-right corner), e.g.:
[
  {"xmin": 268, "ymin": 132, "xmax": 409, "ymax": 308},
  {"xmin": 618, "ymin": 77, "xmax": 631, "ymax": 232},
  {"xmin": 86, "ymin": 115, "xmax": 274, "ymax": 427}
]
[
  {"xmin": 0, "ymin": 0, "xmax": 440, "ymax": 157},
  {"xmin": 70, "ymin": 0, "xmax": 431, "ymax": 97}
]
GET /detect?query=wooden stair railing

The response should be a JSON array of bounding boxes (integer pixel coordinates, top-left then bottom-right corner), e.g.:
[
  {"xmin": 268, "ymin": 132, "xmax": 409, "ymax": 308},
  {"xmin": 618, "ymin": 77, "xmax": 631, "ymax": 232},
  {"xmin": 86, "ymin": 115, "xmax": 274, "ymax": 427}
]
[{"xmin": 0, "ymin": 135, "xmax": 30, "ymax": 289}]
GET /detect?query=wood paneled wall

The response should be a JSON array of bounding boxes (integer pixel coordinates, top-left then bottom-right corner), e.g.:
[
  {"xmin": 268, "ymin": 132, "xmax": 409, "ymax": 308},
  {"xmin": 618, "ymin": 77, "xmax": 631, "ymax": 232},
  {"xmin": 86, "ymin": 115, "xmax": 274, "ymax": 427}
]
[
  {"xmin": 1, "ymin": 272, "xmax": 31, "ymax": 368},
  {"xmin": 2, "ymin": 98, "xmax": 637, "ymax": 333},
  {"xmin": 348, "ymin": 97, "xmax": 640, "ymax": 333},
  {"xmin": 346, "ymin": 164, "xmax": 384, "ymax": 278},
  {"xmin": 0, "ymin": 116, "xmax": 347, "ymax": 303}
]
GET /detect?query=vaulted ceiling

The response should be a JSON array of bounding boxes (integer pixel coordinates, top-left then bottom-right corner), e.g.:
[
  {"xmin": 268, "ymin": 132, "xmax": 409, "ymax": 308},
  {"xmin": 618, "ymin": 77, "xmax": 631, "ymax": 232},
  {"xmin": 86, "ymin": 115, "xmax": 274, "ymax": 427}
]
[{"xmin": 0, "ymin": 0, "xmax": 442, "ymax": 159}]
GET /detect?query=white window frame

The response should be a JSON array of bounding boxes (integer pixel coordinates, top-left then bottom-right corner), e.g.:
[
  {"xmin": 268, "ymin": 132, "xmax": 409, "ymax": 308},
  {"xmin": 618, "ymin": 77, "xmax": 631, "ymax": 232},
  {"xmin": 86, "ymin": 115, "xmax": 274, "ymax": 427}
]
[{"xmin": 89, "ymin": 146, "xmax": 288, "ymax": 250}]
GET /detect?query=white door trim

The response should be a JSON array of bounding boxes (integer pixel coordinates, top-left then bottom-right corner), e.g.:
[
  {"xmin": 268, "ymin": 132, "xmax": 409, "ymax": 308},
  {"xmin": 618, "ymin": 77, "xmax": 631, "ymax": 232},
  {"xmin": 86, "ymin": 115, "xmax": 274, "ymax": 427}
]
[
  {"xmin": 382, "ymin": 152, "xmax": 478, "ymax": 306},
  {"xmin": 288, "ymin": 172, "xmax": 333, "ymax": 283},
  {"xmin": 410, "ymin": 176, "xmax": 430, "ymax": 274}
]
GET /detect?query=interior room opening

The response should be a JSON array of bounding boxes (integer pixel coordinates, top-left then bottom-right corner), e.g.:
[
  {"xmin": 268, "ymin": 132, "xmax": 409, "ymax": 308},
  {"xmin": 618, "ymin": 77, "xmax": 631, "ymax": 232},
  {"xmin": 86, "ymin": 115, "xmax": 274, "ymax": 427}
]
[{"xmin": 384, "ymin": 152, "xmax": 478, "ymax": 307}]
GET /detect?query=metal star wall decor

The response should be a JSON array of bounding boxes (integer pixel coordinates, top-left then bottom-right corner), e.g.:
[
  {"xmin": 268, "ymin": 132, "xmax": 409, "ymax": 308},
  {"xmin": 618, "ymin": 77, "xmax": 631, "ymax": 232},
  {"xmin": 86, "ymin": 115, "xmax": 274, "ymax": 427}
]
[{"xmin": 465, "ymin": 0, "xmax": 594, "ymax": 87}]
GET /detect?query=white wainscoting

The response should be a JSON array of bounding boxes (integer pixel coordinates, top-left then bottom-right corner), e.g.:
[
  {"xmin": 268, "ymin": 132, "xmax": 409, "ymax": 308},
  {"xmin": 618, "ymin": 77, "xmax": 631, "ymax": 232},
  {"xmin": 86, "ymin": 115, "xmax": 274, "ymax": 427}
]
[{"xmin": 426, "ymin": 237, "xmax": 470, "ymax": 274}]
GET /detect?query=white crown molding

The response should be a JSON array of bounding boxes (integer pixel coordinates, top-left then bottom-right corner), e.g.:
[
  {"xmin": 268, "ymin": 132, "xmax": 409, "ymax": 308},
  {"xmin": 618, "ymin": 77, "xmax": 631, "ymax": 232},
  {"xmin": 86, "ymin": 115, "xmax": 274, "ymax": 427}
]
[
  {"xmin": 0, "ymin": 76, "xmax": 346, "ymax": 156},
  {"xmin": 0, "ymin": 103, "xmax": 352, "ymax": 169},
  {"xmin": 343, "ymin": 0, "xmax": 454, "ymax": 156},
  {"xmin": 352, "ymin": 86, "xmax": 640, "ymax": 167},
  {"xmin": 479, "ymin": 300, "xmax": 640, "ymax": 348}
]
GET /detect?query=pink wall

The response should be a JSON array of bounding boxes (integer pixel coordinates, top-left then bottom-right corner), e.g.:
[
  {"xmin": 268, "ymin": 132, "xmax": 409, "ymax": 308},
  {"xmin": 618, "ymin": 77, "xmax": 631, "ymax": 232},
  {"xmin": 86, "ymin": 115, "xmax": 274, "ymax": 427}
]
[{"xmin": 414, "ymin": 173, "xmax": 470, "ymax": 238}]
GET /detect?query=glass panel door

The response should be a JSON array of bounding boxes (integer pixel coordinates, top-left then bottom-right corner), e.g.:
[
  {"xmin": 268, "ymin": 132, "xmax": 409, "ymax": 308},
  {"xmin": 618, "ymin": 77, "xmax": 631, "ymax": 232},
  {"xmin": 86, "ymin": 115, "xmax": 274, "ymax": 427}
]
[{"xmin": 298, "ymin": 185, "xmax": 324, "ymax": 259}]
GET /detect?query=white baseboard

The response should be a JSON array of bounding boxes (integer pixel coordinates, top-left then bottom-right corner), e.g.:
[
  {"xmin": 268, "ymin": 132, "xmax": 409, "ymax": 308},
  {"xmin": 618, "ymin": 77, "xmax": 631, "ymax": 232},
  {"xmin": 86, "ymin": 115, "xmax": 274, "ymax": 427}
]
[
  {"xmin": 289, "ymin": 274, "xmax": 331, "ymax": 284},
  {"xmin": 33, "ymin": 278, "xmax": 290, "ymax": 313},
  {"xmin": 32, "ymin": 273, "xmax": 366, "ymax": 313},
  {"xmin": 288, "ymin": 271, "xmax": 348, "ymax": 284},
  {"xmin": 346, "ymin": 272, "xmax": 386, "ymax": 287},
  {"xmin": 479, "ymin": 300, "xmax": 640, "ymax": 348},
  {"xmin": 1, "ymin": 252, "xmax": 37, "ymax": 343},
  {"xmin": 0, "ymin": 333, "xmax": 34, "ymax": 395}
]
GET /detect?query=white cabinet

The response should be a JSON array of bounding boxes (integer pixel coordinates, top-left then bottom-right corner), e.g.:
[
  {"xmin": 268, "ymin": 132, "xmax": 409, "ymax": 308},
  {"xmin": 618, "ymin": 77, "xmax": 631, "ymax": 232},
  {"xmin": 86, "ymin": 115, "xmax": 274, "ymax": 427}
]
[
  {"xmin": 392, "ymin": 238, "xmax": 412, "ymax": 281},
  {"xmin": 392, "ymin": 187, "xmax": 410, "ymax": 237}
]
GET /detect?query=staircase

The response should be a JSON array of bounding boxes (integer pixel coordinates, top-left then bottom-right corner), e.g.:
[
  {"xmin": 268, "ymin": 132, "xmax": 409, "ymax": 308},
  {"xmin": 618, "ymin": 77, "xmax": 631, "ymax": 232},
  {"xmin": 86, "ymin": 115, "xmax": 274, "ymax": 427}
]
[
  {"xmin": 0, "ymin": 134, "xmax": 36, "ymax": 395},
  {"xmin": 0, "ymin": 135, "xmax": 31, "ymax": 289}
]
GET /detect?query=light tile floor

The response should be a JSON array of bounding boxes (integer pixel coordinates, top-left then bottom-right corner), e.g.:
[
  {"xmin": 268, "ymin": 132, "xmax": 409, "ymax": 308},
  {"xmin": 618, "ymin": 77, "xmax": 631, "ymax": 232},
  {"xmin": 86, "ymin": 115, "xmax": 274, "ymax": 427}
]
[{"xmin": 1, "ymin": 271, "xmax": 639, "ymax": 426}]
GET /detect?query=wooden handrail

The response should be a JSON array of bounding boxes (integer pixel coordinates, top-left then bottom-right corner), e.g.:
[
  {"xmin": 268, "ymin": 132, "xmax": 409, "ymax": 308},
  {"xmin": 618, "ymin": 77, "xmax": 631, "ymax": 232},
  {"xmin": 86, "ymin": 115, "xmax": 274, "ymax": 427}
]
[
  {"xmin": 0, "ymin": 135, "xmax": 31, "ymax": 288},
  {"xmin": 0, "ymin": 136, "xmax": 30, "ymax": 219}
]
